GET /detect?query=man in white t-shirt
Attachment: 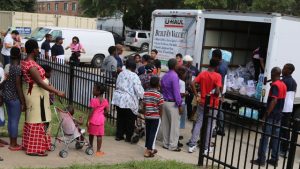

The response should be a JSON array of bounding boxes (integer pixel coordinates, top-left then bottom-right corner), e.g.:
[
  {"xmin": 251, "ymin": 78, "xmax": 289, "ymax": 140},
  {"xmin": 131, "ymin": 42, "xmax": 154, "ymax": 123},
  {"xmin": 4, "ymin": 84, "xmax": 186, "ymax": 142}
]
[{"xmin": 1, "ymin": 30, "xmax": 19, "ymax": 67}]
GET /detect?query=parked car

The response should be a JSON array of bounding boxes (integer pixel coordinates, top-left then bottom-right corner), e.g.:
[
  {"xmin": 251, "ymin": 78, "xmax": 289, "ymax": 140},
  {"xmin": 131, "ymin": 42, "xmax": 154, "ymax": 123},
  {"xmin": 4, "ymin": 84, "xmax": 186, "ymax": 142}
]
[
  {"xmin": 125, "ymin": 30, "xmax": 150, "ymax": 51},
  {"xmin": 110, "ymin": 31, "xmax": 125, "ymax": 45},
  {"xmin": 25, "ymin": 26, "xmax": 115, "ymax": 68}
]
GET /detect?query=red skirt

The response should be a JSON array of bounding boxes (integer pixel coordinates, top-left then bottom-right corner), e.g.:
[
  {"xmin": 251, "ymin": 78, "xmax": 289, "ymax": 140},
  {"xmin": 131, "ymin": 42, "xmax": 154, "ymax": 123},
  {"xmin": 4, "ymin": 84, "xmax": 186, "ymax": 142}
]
[
  {"xmin": 88, "ymin": 124, "xmax": 104, "ymax": 136},
  {"xmin": 22, "ymin": 122, "xmax": 51, "ymax": 154}
]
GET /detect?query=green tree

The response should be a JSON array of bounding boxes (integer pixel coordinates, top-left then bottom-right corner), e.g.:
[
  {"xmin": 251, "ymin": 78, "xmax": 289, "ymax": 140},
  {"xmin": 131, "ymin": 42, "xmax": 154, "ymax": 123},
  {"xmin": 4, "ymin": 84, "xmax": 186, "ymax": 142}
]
[
  {"xmin": 0, "ymin": 0, "xmax": 36, "ymax": 12},
  {"xmin": 80, "ymin": 0, "xmax": 183, "ymax": 30},
  {"xmin": 251, "ymin": 0, "xmax": 295, "ymax": 14}
]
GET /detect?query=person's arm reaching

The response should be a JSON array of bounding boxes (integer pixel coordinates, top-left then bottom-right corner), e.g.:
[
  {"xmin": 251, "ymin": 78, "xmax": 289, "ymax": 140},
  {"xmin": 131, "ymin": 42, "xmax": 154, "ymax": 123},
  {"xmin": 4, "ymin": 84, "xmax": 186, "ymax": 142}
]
[{"xmin": 29, "ymin": 67, "xmax": 65, "ymax": 97}]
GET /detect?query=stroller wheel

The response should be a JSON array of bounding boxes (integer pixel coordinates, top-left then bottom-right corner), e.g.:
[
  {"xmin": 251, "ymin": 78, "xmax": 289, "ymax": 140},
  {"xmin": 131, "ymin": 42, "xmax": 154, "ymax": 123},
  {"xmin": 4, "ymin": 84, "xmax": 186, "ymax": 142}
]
[
  {"xmin": 50, "ymin": 144, "xmax": 56, "ymax": 152},
  {"xmin": 59, "ymin": 150, "xmax": 68, "ymax": 158},
  {"xmin": 75, "ymin": 142, "xmax": 84, "ymax": 150},
  {"xmin": 85, "ymin": 147, "xmax": 94, "ymax": 155},
  {"xmin": 131, "ymin": 134, "xmax": 140, "ymax": 144}
]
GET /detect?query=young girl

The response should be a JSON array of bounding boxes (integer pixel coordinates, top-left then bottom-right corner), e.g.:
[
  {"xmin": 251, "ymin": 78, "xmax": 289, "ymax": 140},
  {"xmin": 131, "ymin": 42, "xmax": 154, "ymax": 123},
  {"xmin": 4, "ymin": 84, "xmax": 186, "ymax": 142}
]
[
  {"xmin": 87, "ymin": 82, "xmax": 109, "ymax": 156},
  {"xmin": 3, "ymin": 47, "xmax": 26, "ymax": 151}
]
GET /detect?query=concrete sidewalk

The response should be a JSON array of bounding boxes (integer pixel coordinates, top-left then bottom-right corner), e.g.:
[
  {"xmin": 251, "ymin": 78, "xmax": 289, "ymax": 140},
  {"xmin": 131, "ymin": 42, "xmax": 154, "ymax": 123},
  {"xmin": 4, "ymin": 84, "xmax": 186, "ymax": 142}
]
[{"xmin": 0, "ymin": 136, "xmax": 199, "ymax": 169}]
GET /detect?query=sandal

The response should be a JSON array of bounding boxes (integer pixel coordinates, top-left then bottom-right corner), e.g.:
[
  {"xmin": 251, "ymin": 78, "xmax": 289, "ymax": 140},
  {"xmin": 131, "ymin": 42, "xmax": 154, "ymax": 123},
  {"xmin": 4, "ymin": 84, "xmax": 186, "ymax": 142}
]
[
  {"xmin": 95, "ymin": 151, "xmax": 105, "ymax": 157},
  {"xmin": 9, "ymin": 145, "xmax": 22, "ymax": 151},
  {"xmin": 144, "ymin": 151, "xmax": 154, "ymax": 158}
]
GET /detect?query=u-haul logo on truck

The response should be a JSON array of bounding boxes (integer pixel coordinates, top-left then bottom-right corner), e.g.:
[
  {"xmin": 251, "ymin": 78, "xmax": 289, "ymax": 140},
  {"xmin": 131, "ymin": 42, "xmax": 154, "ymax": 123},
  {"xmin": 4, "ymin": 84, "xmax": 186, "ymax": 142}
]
[{"xmin": 164, "ymin": 18, "xmax": 184, "ymax": 28}]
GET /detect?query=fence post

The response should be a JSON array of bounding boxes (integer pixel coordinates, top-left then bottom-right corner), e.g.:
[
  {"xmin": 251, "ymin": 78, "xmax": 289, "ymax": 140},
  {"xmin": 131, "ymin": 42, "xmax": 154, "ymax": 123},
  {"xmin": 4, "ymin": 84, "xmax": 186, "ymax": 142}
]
[
  {"xmin": 198, "ymin": 94, "xmax": 211, "ymax": 166},
  {"xmin": 286, "ymin": 118, "xmax": 300, "ymax": 169},
  {"xmin": 68, "ymin": 61, "xmax": 74, "ymax": 104}
]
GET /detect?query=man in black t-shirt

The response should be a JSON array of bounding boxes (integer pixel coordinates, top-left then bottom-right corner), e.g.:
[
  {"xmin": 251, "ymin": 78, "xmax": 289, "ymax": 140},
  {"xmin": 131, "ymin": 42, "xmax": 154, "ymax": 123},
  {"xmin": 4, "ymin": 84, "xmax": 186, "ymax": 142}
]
[
  {"xmin": 51, "ymin": 36, "xmax": 64, "ymax": 62},
  {"xmin": 41, "ymin": 34, "xmax": 52, "ymax": 59},
  {"xmin": 150, "ymin": 49, "xmax": 161, "ymax": 75}
]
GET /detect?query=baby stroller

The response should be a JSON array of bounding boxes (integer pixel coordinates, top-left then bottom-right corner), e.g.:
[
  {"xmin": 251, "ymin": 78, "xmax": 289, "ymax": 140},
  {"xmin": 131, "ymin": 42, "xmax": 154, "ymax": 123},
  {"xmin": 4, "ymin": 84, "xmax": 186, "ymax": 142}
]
[
  {"xmin": 131, "ymin": 115, "xmax": 146, "ymax": 144},
  {"xmin": 50, "ymin": 106, "xmax": 93, "ymax": 158}
]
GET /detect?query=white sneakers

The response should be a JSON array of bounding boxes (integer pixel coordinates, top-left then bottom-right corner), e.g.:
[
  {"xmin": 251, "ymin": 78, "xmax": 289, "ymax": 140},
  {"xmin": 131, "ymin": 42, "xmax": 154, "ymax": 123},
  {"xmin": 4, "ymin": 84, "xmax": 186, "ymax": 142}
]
[
  {"xmin": 188, "ymin": 145, "xmax": 197, "ymax": 153},
  {"xmin": 188, "ymin": 146, "xmax": 214, "ymax": 154},
  {"xmin": 204, "ymin": 147, "xmax": 214, "ymax": 155}
]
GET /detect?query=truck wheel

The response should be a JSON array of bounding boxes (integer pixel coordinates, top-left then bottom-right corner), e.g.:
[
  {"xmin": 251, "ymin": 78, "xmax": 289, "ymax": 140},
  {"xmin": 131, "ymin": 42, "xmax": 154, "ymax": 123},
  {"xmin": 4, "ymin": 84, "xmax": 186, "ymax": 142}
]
[
  {"xmin": 140, "ymin": 43, "xmax": 149, "ymax": 51},
  {"xmin": 92, "ymin": 54, "xmax": 105, "ymax": 68}
]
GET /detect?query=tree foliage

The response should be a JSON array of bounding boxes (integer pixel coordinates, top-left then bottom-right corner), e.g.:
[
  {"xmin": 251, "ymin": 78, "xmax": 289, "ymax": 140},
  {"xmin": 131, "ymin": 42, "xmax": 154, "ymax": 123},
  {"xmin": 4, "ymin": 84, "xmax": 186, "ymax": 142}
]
[
  {"xmin": 0, "ymin": 0, "xmax": 36, "ymax": 12},
  {"xmin": 79, "ymin": 0, "xmax": 300, "ymax": 30},
  {"xmin": 251, "ymin": 0, "xmax": 295, "ymax": 14}
]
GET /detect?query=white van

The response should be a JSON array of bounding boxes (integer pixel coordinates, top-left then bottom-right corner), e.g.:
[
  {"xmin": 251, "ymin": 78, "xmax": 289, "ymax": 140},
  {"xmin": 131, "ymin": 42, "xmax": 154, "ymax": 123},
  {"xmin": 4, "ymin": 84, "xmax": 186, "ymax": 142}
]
[{"xmin": 26, "ymin": 27, "xmax": 115, "ymax": 67}]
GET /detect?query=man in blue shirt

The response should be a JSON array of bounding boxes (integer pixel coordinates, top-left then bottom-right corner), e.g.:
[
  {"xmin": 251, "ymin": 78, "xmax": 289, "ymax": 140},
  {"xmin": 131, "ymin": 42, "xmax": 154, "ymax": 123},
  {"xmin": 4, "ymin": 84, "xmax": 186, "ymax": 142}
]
[
  {"xmin": 51, "ymin": 36, "xmax": 64, "ymax": 62},
  {"xmin": 212, "ymin": 49, "xmax": 228, "ymax": 136},
  {"xmin": 41, "ymin": 34, "xmax": 52, "ymax": 60}
]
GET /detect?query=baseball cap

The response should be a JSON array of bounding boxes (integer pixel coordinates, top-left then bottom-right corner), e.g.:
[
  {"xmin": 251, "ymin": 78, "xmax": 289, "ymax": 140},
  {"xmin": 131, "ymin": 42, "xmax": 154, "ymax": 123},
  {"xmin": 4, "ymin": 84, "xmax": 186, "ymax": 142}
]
[
  {"xmin": 183, "ymin": 55, "xmax": 193, "ymax": 62},
  {"xmin": 56, "ymin": 36, "xmax": 64, "ymax": 42}
]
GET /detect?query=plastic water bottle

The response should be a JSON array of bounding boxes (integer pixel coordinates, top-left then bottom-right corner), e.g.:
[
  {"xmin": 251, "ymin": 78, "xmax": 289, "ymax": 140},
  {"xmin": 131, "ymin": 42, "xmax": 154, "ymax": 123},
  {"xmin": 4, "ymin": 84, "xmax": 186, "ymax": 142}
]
[{"xmin": 255, "ymin": 74, "xmax": 264, "ymax": 100}]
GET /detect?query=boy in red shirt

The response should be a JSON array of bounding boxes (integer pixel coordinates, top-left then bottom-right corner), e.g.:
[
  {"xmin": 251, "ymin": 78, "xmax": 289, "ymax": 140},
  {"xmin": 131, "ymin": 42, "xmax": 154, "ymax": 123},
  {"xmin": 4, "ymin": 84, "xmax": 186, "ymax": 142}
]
[{"xmin": 188, "ymin": 59, "xmax": 222, "ymax": 153}]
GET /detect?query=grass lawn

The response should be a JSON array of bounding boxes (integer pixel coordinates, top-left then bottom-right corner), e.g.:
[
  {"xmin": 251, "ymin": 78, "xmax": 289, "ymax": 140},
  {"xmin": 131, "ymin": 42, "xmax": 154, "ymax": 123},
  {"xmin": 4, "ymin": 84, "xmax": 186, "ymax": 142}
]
[
  {"xmin": 0, "ymin": 99, "xmax": 116, "ymax": 137},
  {"xmin": 21, "ymin": 160, "xmax": 201, "ymax": 169}
]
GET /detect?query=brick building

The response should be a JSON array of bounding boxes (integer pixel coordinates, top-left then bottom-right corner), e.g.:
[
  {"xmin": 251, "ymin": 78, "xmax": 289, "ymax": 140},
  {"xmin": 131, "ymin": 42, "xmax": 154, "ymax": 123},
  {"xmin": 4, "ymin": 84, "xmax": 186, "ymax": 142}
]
[{"xmin": 36, "ymin": 0, "xmax": 80, "ymax": 16}]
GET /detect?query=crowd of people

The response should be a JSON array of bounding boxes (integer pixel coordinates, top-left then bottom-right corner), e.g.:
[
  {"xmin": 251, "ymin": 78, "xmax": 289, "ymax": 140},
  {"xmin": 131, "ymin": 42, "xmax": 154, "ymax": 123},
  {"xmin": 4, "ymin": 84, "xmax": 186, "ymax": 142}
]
[
  {"xmin": 0, "ymin": 35, "xmax": 66, "ymax": 161},
  {"xmin": 106, "ymin": 45, "xmax": 297, "ymax": 167},
  {"xmin": 0, "ymin": 29, "xmax": 298, "ymax": 167}
]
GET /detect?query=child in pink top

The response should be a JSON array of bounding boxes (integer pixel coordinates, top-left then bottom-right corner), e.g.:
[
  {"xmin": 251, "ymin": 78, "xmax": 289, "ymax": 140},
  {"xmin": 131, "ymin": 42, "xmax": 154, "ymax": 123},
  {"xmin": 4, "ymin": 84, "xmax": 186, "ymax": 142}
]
[{"xmin": 87, "ymin": 82, "xmax": 109, "ymax": 157}]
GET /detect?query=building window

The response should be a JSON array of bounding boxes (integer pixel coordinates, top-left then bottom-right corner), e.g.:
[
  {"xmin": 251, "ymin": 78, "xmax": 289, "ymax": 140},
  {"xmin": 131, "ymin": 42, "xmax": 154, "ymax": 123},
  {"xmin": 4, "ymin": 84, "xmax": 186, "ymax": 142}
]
[
  {"xmin": 55, "ymin": 3, "xmax": 58, "ymax": 11},
  {"xmin": 72, "ymin": 3, "xmax": 77, "ymax": 11},
  {"xmin": 64, "ymin": 3, "xmax": 68, "ymax": 11},
  {"xmin": 47, "ymin": 3, "xmax": 50, "ymax": 11}
]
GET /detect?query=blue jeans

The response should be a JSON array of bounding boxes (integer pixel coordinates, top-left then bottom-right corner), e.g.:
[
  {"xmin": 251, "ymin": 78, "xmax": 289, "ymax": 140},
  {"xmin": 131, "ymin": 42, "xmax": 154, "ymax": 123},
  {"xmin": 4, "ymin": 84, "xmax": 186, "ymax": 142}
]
[
  {"xmin": 257, "ymin": 117, "xmax": 281, "ymax": 162},
  {"xmin": 180, "ymin": 104, "xmax": 187, "ymax": 129},
  {"xmin": 216, "ymin": 109, "xmax": 224, "ymax": 132},
  {"xmin": 5, "ymin": 99, "xmax": 21, "ymax": 138}
]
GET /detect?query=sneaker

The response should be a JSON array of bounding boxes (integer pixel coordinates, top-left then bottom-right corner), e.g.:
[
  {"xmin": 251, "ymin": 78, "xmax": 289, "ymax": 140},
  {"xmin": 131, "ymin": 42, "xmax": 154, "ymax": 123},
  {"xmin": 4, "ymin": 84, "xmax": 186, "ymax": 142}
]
[
  {"xmin": 250, "ymin": 159, "xmax": 265, "ymax": 166},
  {"xmin": 204, "ymin": 147, "xmax": 214, "ymax": 155},
  {"xmin": 188, "ymin": 145, "xmax": 197, "ymax": 153},
  {"xmin": 267, "ymin": 159, "xmax": 278, "ymax": 167}
]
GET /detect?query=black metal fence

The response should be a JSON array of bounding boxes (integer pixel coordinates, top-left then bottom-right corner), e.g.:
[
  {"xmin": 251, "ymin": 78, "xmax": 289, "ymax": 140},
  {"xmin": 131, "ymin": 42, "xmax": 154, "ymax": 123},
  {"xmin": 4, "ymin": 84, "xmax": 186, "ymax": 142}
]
[
  {"xmin": 36, "ymin": 58, "xmax": 117, "ymax": 124},
  {"xmin": 198, "ymin": 95, "xmax": 300, "ymax": 169}
]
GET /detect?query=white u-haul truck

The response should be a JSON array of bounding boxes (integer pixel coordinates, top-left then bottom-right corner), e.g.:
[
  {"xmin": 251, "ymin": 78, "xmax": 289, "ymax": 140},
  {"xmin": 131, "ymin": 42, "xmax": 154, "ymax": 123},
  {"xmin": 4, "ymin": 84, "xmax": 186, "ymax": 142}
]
[{"xmin": 150, "ymin": 10, "xmax": 300, "ymax": 116}]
